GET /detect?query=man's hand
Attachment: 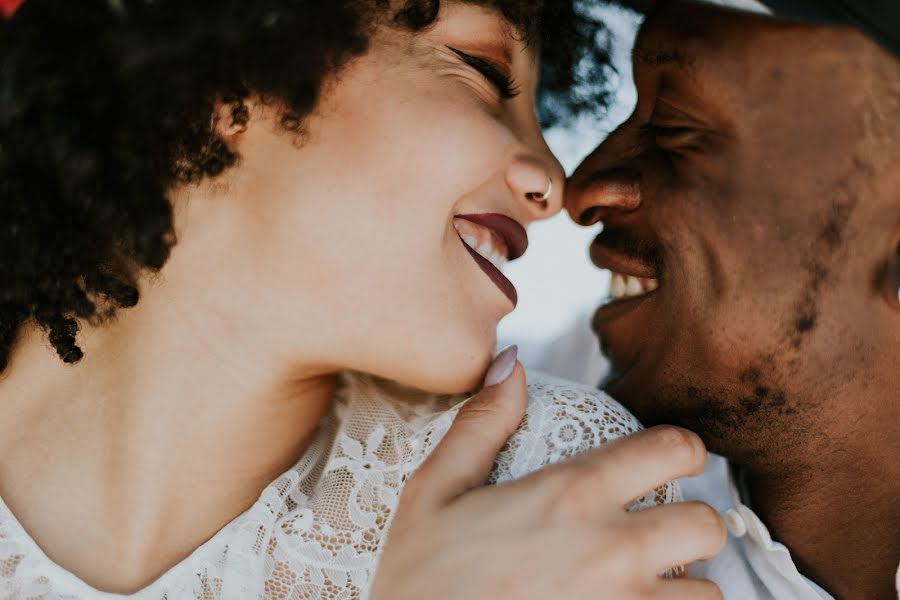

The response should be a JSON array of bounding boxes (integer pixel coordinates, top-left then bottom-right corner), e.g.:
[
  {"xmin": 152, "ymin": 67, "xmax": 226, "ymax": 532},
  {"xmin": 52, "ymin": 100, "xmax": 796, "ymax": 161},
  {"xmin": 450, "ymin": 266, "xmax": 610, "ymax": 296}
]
[{"xmin": 370, "ymin": 356, "xmax": 726, "ymax": 600}]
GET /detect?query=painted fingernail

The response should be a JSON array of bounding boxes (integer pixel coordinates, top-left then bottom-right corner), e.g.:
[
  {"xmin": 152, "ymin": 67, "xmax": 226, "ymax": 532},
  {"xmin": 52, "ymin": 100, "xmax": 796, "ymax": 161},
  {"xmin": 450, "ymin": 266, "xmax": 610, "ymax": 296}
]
[{"xmin": 484, "ymin": 345, "xmax": 518, "ymax": 387}]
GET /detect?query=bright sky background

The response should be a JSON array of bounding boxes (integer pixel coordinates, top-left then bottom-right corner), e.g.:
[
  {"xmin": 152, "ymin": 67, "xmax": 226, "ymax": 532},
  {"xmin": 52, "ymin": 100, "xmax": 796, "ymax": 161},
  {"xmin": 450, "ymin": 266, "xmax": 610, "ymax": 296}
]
[{"xmin": 498, "ymin": 4, "xmax": 642, "ymax": 366}]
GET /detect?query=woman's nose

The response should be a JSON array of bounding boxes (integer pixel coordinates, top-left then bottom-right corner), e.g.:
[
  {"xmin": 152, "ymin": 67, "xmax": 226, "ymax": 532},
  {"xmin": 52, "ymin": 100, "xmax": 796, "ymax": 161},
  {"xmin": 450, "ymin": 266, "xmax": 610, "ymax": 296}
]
[{"xmin": 505, "ymin": 156, "xmax": 565, "ymax": 222}]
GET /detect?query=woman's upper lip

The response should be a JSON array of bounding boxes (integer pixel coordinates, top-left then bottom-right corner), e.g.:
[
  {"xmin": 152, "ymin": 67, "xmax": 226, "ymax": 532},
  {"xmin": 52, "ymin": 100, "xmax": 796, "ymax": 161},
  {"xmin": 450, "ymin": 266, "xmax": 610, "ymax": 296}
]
[
  {"xmin": 590, "ymin": 236, "xmax": 659, "ymax": 280},
  {"xmin": 454, "ymin": 214, "xmax": 528, "ymax": 260}
]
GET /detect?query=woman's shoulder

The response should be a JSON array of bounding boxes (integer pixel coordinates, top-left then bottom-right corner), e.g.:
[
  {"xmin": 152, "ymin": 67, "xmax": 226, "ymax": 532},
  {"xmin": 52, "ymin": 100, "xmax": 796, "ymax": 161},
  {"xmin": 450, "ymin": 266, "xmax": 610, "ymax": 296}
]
[
  {"xmin": 490, "ymin": 371, "xmax": 680, "ymax": 509},
  {"xmin": 335, "ymin": 370, "xmax": 678, "ymax": 508},
  {"xmin": 486, "ymin": 370, "xmax": 644, "ymax": 485},
  {"xmin": 522, "ymin": 371, "xmax": 640, "ymax": 435}
]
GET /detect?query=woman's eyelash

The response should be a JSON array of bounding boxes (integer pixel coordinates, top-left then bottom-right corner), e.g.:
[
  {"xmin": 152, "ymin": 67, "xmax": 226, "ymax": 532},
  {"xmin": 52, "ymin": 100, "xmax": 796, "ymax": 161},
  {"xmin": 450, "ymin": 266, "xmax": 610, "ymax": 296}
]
[{"xmin": 448, "ymin": 48, "xmax": 520, "ymax": 100}]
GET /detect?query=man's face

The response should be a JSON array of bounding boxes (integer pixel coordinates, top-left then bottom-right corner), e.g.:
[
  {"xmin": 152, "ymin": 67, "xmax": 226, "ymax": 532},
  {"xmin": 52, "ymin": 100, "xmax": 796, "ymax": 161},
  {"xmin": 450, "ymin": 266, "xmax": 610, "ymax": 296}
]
[{"xmin": 566, "ymin": 0, "xmax": 900, "ymax": 462}]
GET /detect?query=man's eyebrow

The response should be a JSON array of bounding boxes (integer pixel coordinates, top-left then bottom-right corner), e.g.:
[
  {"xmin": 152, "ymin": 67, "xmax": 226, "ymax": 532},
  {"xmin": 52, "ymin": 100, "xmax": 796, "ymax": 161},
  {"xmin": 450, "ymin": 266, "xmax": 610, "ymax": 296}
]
[{"xmin": 633, "ymin": 46, "xmax": 694, "ymax": 69}]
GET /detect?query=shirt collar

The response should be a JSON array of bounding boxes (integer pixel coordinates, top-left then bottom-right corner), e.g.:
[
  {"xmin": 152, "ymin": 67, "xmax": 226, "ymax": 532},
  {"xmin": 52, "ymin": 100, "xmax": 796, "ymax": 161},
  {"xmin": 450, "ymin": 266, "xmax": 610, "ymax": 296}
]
[{"xmin": 724, "ymin": 466, "xmax": 837, "ymax": 600}]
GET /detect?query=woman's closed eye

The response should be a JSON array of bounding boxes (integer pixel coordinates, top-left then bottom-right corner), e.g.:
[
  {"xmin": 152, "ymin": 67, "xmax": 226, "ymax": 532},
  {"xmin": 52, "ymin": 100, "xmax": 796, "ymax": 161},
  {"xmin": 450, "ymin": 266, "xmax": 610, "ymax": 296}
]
[{"xmin": 448, "ymin": 47, "xmax": 520, "ymax": 100}]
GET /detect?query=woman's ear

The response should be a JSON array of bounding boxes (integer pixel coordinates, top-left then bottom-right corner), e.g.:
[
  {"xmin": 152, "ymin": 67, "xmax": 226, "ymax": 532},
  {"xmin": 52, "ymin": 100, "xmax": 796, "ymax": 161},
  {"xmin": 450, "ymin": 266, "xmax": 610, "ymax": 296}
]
[{"xmin": 211, "ymin": 97, "xmax": 254, "ymax": 144}]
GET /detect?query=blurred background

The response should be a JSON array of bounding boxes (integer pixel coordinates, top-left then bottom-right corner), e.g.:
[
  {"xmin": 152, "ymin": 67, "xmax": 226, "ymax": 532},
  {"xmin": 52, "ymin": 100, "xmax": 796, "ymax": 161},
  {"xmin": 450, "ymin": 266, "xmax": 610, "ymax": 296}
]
[{"xmin": 497, "ymin": 3, "xmax": 642, "ymax": 383}]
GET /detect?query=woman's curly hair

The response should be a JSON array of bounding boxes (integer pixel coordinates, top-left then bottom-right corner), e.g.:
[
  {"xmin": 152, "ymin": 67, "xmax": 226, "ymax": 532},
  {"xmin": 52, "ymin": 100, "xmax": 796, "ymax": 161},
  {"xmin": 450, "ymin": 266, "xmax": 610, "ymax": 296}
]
[{"xmin": 0, "ymin": 0, "xmax": 615, "ymax": 370}]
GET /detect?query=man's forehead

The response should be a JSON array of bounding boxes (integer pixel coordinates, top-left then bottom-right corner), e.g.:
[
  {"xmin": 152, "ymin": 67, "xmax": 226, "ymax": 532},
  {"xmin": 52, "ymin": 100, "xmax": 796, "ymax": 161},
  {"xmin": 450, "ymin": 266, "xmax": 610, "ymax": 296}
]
[
  {"xmin": 632, "ymin": 4, "xmax": 716, "ymax": 73},
  {"xmin": 632, "ymin": 1, "xmax": 798, "ymax": 72},
  {"xmin": 633, "ymin": 44, "xmax": 695, "ymax": 70},
  {"xmin": 627, "ymin": 2, "xmax": 856, "ymax": 126}
]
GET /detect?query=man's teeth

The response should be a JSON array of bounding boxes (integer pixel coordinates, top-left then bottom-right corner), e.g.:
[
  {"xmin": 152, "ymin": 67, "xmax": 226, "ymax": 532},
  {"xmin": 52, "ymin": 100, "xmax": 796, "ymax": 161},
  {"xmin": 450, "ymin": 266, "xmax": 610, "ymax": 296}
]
[
  {"xmin": 608, "ymin": 271, "xmax": 659, "ymax": 301},
  {"xmin": 460, "ymin": 233, "xmax": 507, "ymax": 270}
]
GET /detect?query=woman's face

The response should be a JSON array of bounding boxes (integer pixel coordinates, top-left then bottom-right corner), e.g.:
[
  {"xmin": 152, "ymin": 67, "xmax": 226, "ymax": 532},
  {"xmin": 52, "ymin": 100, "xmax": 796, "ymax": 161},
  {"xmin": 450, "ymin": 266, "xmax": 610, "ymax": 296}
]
[{"xmin": 200, "ymin": 2, "xmax": 564, "ymax": 394}]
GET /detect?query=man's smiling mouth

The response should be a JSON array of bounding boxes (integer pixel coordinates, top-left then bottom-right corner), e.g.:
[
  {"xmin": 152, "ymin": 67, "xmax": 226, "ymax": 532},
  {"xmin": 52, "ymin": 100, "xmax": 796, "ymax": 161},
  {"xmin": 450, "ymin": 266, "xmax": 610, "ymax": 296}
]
[
  {"xmin": 588, "ymin": 225, "xmax": 664, "ymax": 321},
  {"xmin": 606, "ymin": 271, "xmax": 659, "ymax": 304}
]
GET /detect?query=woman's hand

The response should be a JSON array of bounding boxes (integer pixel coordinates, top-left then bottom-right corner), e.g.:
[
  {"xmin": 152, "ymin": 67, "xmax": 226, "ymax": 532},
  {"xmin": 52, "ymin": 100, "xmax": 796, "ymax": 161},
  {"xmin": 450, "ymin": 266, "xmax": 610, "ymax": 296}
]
[{"xmin": 370, "ymin": 359, "xmax": 725, "ymax": 600}]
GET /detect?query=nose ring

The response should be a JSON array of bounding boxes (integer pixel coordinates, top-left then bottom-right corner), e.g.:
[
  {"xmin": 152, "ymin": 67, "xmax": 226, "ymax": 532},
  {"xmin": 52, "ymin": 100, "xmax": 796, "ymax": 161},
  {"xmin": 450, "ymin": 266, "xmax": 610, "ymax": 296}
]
[{"xmin": 529, "ymin": 176, "xmax": 553, "ymax": 203}]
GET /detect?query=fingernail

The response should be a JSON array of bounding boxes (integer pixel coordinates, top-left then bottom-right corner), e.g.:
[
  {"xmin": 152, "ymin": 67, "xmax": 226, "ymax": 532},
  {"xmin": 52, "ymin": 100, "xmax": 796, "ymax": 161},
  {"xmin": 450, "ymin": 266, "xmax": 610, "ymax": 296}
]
[{"xmin": 484, "ymin": 345, "xmax": 518, "ymax": 387}]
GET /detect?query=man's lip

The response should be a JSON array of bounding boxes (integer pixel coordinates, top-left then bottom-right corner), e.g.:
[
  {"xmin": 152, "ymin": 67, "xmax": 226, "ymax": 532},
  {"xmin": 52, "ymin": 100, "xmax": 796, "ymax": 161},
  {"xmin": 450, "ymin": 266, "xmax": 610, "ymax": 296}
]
[
  {"xmin": 591, "ymin": 291, "xmax": 656, "ymax": 384},
  {"xmin": 455, "ymin": 214, "xmax": 528, "ymax": 260},
  {"xmin": 590, "ymin": 236, "xmax": 659, "ymax": 280},
  {"xmin": 460, "ymin": 239, "xmax": 518, "ymax": 307},
  {"xmin": 592, "ymin": 290, "xmax": 656, "ymax": 328}
]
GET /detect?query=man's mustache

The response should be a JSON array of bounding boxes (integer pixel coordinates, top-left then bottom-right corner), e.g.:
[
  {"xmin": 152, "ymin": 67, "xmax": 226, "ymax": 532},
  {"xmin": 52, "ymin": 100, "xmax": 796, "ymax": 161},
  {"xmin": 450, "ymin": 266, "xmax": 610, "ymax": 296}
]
[{"xmin": 593, "ymin": 225, "xmax": 664, "ymax": 272}]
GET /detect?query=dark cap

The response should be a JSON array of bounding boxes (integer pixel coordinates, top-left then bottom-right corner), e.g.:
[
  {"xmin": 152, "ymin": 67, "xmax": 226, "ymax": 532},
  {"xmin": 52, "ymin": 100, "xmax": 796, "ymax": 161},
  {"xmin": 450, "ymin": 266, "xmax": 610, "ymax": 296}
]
[{"xmin": 619, "ymin": 0, "xmax": 900, "ymax": 58}]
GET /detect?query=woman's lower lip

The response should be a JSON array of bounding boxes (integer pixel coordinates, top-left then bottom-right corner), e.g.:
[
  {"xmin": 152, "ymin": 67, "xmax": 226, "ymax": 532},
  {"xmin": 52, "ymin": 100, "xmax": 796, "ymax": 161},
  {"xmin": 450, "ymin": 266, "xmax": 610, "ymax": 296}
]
[{"xmin": 461, "ymin": 240, "xmax": 517, "ymax": 307}]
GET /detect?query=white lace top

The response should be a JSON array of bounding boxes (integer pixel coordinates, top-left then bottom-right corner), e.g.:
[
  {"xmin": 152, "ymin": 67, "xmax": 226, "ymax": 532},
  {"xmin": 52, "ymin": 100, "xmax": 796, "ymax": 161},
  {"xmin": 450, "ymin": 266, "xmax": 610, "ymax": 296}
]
[{"xmin": 0, "ymin": 371, "xmax": 679, "ymax": 599}]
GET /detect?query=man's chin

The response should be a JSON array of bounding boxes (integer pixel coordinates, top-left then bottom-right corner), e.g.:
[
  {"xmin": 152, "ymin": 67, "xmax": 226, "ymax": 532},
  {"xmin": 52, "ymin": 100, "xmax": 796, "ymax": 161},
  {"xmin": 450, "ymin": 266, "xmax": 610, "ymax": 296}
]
[
  {"xmin": 600, "ymin": 357, "xmax": 718, "ymax": 436},
  {"xmin": 599, "ymin": 369, "xmax": 661, "ymax": 426},
  {"xmin": 605, "ymin": 374, "xmax": 794, "ymax": 464},
  {"xmin": 592, "ymin": 302, "xmax": 658, "ymax": 389}
]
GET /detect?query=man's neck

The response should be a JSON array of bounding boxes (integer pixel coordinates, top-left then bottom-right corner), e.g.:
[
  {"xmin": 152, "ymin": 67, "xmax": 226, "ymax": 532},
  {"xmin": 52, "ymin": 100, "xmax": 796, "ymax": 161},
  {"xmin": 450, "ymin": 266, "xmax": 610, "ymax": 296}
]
[{"xmin": 744, "ymin": 426, "xmax": 900, "ymax": 600}]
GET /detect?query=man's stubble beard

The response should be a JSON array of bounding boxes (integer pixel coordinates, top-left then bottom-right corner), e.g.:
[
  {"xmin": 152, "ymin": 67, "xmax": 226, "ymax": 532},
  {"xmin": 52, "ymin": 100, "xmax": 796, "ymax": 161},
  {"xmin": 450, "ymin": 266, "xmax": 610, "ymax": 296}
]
[
  {"xmin": 612, "ymin": 198, "xmax": 860, "ymax": 470},
  {"xmin": 614, "ymin": 351, "xmax": 818, "ymax": 470}
]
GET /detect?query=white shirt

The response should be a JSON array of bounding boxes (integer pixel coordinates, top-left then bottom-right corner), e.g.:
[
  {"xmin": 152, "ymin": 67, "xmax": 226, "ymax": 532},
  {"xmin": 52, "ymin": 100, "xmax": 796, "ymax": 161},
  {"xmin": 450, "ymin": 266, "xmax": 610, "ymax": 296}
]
[
  {"xmin": 681, "ymin": 454, "xmax": 833, "ymax": 599},
  {"xmin": 0, "ymin": 371, "xmax": 678, "ymax": 599}
]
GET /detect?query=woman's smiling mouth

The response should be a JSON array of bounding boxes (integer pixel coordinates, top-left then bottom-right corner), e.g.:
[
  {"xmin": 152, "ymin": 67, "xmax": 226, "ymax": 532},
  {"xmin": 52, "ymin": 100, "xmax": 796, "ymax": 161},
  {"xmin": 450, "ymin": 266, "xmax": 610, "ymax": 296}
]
[{"xmin": 453, "ymin": 214, "xmax": 527, "ymax": 307}]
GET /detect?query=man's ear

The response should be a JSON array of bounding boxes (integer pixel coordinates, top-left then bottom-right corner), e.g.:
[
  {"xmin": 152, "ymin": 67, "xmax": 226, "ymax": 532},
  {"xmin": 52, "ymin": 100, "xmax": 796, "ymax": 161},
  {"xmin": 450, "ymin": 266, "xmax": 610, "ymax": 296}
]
[{"xmin": 211, "ymin": 97, "xmax": 253, "ymax": 144}]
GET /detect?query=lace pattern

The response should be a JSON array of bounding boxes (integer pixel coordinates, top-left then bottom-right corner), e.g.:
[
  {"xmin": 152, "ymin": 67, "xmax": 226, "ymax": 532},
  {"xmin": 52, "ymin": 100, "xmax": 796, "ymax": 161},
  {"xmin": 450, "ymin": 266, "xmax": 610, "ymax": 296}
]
[{"xmin": 0, "ymin": 371, "xmax": 679, "ymax": 599}]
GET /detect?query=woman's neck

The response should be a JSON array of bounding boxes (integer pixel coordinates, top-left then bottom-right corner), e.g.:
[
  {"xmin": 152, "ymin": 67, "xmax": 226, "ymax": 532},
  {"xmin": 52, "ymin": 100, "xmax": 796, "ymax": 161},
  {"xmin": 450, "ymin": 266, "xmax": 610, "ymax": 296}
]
[{"xmin": 0, "ymin": 267, "xmax": 336, "ymax": 593}]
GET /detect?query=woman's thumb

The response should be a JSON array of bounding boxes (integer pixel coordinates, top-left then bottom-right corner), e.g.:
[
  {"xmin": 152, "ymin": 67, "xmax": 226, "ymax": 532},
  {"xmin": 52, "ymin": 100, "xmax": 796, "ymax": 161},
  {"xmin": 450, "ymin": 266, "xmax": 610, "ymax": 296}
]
[{"xmin": 400, "ymin": 346, "xmax": 527, "ymax": 515}]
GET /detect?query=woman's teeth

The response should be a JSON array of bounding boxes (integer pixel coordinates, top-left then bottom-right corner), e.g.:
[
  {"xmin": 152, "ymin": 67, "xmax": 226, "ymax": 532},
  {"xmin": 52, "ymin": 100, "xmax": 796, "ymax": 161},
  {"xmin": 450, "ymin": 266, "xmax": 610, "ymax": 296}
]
[
  {"xmin": 608, "ymin": 271, "xmax": 659, "ymax": 301},
  {"xmin": 459, "ymin": 234, "xmax": 507, "ymax": 270},
  {"xmin": 453, "ymin": 219, "xmax": 509, "ymax": 271}
]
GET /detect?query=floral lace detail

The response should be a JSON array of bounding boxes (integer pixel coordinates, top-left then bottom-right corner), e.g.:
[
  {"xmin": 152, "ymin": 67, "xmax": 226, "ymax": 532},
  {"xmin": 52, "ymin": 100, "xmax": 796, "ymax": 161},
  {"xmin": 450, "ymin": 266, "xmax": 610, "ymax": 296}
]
[
  {"xmin": 0, "ymin": 371, "xmax": 679, "ymax": 599},
  {"xmin": 487, "ymin": 374, "xmax": 680, "ymax": 512}
]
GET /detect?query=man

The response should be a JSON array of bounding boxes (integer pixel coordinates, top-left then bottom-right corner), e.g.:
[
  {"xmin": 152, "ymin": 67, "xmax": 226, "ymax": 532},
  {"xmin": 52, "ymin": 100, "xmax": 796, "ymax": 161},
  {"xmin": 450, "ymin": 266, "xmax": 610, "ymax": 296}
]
[
  {"xmin": 565, "ymin": 0, "xmax": 900, "ymax": 598},
  {"xmin": 373, "ymin": 1, "xmax": 898, "ymax": 598}
]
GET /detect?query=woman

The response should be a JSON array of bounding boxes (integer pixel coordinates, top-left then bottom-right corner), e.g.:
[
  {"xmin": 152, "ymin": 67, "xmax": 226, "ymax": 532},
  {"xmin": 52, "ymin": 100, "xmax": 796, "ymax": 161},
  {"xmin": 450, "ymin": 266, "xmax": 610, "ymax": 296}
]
[{"xmin": 0, "ymin": 1, "xmax": 679, "ymax": 598}]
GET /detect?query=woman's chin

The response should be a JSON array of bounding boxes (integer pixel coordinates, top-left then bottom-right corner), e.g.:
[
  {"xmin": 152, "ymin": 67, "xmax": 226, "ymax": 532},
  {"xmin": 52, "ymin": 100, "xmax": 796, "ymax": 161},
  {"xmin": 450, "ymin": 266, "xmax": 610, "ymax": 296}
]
[
  {"xmin": 428, "ymin": 369, "xmax": 488, "ymax": 396},
  {"xmin": 380, "ymin": 346, "xmax": 495, "ymax": 396}
]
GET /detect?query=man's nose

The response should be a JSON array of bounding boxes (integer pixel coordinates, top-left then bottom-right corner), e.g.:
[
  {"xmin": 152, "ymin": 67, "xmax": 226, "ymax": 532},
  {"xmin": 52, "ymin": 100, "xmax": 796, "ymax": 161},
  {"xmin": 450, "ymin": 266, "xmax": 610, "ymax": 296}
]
[{"xmin": 566, "ymin": 150, "xmax": 642, "ymax": 227}]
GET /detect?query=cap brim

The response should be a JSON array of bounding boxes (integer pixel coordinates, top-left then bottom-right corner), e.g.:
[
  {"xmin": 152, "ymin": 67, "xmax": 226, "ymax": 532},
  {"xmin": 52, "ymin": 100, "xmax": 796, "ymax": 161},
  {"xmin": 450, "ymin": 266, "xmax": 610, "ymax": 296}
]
[
  {"xmin": 614, "ymin": 0, "xmax": 772, "ymax": 14},
  {"xmin": 614, "ymin": 0, "xmax": 840, "ymax": 21},
  {"xmin": 614, "ymin": 0, "xmax": 899, "ymax": 58}
]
